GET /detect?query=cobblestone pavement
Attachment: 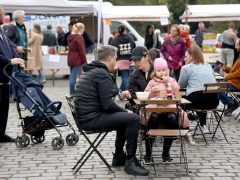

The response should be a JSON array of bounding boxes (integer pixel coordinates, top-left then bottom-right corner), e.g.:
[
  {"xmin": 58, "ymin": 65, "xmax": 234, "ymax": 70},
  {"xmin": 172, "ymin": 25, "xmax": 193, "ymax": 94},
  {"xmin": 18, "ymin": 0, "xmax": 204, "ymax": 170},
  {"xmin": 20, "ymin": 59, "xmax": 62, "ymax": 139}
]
[{"xmin": 1, "ymin": 79, "xmax": 240, "ymax": 180}]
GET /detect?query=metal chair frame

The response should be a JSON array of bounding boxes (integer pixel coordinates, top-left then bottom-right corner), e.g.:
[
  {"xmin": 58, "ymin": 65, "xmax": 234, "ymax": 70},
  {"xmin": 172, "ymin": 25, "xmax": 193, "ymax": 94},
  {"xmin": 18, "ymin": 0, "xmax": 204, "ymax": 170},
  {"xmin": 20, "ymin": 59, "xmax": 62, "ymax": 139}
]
[
  {"xmin": 66, "ymin": 96, "xmax": 113, "ymax": 175},
  {"xmin": 191, "ymin": 82, "xmax": 230, "ymax": 144},
  {"xmin": 140, "ymin": 99, "xmax": 189, "ymax": 176}
]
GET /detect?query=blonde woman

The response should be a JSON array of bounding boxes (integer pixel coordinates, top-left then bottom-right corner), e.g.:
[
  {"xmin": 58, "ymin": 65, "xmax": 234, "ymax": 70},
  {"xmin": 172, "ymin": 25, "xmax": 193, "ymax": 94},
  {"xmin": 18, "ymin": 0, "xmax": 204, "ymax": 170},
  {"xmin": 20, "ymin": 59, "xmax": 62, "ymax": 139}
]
[
  {"xmin": 67, "ymin": 23, "xmax": 87, "ymax": 95},
  {"xmin": 28, "ymin": 24, "xmax": 45, "ymax": 83}
]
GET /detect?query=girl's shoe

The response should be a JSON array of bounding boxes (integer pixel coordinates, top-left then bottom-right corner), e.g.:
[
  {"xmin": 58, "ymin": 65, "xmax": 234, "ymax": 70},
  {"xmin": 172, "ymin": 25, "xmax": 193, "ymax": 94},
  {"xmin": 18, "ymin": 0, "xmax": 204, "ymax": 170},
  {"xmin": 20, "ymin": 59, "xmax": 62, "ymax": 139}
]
[{"xmin": 185, "ymin": 132, "xmax": 196, "ymax": 145}]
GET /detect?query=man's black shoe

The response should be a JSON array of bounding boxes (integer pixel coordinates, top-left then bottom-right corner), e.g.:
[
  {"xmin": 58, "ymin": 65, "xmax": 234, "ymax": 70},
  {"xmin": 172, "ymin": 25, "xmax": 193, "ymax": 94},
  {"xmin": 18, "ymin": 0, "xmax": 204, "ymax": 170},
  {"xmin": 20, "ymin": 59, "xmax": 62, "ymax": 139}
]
[
  {"xmin": 125, "ymin": 157, "xmax": 149, "ymax": 176},
  {"xmin": 224, "ymin": 101, "xmax": 239, "ymax": 116},
  {"xmin": 112, "ymin": 152, "xmax": 126, "ymax": 167},
  {"xmin": 0, "ymin": 134, "xmax": 15, "ymax": 143}
]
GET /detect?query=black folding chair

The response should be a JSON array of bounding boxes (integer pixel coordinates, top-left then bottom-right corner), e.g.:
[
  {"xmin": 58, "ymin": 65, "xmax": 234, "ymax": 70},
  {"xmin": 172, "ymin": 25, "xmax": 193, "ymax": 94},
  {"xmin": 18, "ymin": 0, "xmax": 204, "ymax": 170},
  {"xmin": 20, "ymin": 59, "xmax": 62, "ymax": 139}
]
[
  {"xmin": 191, "ymin": 82, "xmax": 230, "ymax": 144},
  {"xmin": 229, "ymin": 91, "xmax": 240, "ymax": 120},
  {"xmin": 66, "ymin": 96, "xmax": 113, "ymax": 174}
]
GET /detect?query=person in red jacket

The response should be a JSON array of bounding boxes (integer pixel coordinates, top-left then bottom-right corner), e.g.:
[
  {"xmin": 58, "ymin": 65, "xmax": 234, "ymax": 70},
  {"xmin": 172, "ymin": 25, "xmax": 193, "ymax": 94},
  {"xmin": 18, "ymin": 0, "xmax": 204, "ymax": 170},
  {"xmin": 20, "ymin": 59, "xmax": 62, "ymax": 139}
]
[{"xmin": 67, "ymin": 23, "xmax": 87, "ymax": 96}]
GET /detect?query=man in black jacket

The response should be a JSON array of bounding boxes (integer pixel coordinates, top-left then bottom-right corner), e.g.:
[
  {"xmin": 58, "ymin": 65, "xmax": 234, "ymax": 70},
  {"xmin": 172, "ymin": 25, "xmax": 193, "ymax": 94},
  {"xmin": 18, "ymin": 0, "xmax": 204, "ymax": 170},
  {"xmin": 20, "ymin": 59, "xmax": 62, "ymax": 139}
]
[
  {"xmin": 74, "ymin": 45, "xmax": 148, "ymax": 176},
  {"xmin": 0, "ymin": 6, "xmax": 25, "ymax": 142}
]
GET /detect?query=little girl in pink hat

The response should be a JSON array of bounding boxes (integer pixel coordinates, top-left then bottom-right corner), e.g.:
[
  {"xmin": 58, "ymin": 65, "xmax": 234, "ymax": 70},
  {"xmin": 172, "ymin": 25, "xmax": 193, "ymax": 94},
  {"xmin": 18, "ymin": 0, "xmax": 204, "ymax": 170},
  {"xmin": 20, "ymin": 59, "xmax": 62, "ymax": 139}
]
[{"xmin": 141, "ymin": 57, "xmax": 194, "ymax": 164}]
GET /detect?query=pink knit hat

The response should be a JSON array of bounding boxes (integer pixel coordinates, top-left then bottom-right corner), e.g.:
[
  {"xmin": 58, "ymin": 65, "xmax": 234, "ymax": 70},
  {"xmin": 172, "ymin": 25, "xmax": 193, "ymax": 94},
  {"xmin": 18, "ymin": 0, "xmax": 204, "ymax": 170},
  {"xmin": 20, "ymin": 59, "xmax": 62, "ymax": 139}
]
[{"xmin": 154, "ymin": 58, "xmax": 168, "ymax": 70}]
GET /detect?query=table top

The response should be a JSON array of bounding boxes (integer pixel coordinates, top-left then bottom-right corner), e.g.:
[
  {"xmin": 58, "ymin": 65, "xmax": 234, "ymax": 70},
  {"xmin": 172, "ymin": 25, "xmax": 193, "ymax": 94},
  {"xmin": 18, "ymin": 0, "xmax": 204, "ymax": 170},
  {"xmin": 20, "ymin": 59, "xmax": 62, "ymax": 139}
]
[{"xmin": 134, "ymin": 97, "xmax": 191, "ymax": 105}]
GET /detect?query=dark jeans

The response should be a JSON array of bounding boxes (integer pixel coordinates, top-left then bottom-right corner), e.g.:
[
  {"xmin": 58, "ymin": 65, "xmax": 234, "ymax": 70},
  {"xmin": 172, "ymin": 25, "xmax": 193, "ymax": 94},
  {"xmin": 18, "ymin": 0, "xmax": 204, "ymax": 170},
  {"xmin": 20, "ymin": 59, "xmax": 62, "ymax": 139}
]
[
  {"xmin": 80, "ymin": 112, "xmax": 140, "ymax": 157},
  {"xmin": 218, "ymin": 84, "xmax": 239, "ymax": 106},
  {"xmin": 184, "ymin": 91, "xmax": 219, "ymax": 126},
  {"xmin": 145, "ymin": 113, "xmax": 180, "ymax": 157},
  {"xmin": 119, "ymin": 70, "xmax": 129, "ymax": 92},
  {"xmin": 0, "ymin": 85, "xmax": 10, "ymax": 136}
]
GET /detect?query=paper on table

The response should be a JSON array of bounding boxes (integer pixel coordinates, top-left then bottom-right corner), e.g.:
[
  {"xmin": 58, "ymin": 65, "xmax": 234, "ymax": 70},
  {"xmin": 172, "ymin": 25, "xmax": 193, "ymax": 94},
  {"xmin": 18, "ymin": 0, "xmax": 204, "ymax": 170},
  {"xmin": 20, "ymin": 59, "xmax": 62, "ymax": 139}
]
[
  {"xmin": 41, "ymin": 46, "xmax": 48, "ymax": 55},
  {"xmin": 49, "ymin": 55, "xmax": 60, "ymax": 62}
]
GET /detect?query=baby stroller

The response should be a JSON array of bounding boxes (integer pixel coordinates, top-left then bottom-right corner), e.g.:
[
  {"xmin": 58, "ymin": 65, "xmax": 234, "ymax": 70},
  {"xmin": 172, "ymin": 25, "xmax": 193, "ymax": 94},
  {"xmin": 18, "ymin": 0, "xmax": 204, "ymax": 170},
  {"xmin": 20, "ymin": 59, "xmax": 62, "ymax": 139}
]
[{"xmin": 4, "ymin": 64, "xmax": 79, "ymax": 150}]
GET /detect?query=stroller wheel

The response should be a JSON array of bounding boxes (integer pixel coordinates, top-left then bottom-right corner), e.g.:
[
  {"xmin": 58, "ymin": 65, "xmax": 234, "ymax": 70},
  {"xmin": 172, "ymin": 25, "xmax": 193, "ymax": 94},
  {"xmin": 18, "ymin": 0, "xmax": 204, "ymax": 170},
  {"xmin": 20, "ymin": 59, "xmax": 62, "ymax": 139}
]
[
  {"xmin": 15, "ymin": 135, "xmax": 29, "ymax": 148},
  {"xmin": 66, "ymin": 133, "xmax": 79, "ymax": 146},
  {"xmin": 51, "ymin": 137, "xmax": 64, "ymax": 150},
  {"xmin": 31, "ymin": 136, "xmax": 41, "ymax": 144},
  {"xmin": 23, "ymin": 135, "xmax": 30, "ymax": 147},
  {"xmin": 39, "ymin": 135, "xmax": 45, "ymax": 143}
]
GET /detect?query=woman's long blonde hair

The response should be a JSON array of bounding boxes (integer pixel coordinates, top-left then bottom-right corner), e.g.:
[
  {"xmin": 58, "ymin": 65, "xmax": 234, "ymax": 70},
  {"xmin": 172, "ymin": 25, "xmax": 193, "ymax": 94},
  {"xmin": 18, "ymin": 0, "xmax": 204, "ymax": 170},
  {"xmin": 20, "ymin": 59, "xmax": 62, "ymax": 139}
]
[
  {"xmin": 187, "ymin": 44, "xmax": 204, "ymax": 64},
  {"xmin": 72, "ymin": 23, "xmax": 85, "ymax": 35}
]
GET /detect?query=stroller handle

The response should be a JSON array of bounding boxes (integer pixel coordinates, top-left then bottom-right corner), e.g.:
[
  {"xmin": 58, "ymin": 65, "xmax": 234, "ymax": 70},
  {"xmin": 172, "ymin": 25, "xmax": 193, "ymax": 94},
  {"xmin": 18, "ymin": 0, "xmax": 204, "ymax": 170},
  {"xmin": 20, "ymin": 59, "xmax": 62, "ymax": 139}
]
[
  {"xmin": 46, "ymin": 101, "xmax": 62, "ymax": 111},
  {"xmin": 3, "ymin": 63, "xmax": 12, "ymax": 79}
]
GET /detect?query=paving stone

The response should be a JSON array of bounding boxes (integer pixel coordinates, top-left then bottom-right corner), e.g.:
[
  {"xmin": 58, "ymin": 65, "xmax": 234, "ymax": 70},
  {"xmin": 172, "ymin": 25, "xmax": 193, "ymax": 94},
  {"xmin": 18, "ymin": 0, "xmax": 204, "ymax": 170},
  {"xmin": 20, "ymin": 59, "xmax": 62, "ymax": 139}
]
[{"xmin": 0, "ymin": 79, "xmax": 240, "ymax": 179}]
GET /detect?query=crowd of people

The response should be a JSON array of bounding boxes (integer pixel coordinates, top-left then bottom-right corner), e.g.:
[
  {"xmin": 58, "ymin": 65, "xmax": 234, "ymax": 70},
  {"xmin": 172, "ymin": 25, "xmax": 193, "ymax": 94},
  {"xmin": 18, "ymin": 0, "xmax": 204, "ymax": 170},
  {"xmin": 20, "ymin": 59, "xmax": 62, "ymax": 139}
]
[{"xmin": 1, "ymin": 5, "xmax": 240, "ymax": 177}]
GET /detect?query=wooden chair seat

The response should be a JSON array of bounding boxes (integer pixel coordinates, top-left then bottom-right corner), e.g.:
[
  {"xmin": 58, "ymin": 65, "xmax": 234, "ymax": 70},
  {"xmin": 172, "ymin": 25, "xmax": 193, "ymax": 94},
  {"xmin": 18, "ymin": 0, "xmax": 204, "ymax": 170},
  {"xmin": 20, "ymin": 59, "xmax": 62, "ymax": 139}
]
[
  {"xmin": 148, "ymin": 129, "xmax": 189, "ymax": 137},
  {"xmin": 191, "ymin": 108, "xmax": 223, "ymax": 113}
]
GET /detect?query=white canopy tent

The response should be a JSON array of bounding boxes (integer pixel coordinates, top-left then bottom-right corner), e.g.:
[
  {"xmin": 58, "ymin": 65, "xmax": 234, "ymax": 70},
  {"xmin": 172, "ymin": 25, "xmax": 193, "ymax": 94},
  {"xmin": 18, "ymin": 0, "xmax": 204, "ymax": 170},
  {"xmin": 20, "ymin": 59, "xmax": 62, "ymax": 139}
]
[
  {"xmin": 180, "ymin": 4, "xmax": 240, "ymax": 22},
  {"xmin": 102, "ymin": 5, "xmax": 170, "ymax": 22},
  {"xmin": 0, "ymin": 0, "xmax": 96, "ymax": 15}
]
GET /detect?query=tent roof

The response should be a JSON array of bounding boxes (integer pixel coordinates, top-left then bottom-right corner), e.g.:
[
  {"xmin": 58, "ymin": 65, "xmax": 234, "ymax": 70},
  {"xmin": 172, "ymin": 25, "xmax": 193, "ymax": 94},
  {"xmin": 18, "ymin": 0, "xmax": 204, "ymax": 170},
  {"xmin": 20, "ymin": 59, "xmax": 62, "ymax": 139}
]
[
  {"xmin": 0, "ymin": 0, "xmax": 96, "ymax": 15},
  {"xmin": 180, "ymin": 4, "xmax": 240, "ymax": 22},
  {"xmin": 102, "ymin": 5, "xmax": 170, "ymax": 21}
]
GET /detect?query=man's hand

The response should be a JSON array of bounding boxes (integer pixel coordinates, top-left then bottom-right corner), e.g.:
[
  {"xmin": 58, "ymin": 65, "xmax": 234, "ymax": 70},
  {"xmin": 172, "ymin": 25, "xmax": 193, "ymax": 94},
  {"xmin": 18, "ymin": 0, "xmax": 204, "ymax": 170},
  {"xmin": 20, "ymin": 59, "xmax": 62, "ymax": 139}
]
[
  {"xmin": 168, "ymin": 56, "xmax": 173, "ymax": 61},
  {"xmin": 122, "ymin": 90, "xmax": 131, "ymax": 99},
  {"xmin": 16, "ymin": 46, "xmax": 25, "ymax": 53},
  {"xmin": 11, "ymin": 58, "xmax": 25, "ymax": 68}
]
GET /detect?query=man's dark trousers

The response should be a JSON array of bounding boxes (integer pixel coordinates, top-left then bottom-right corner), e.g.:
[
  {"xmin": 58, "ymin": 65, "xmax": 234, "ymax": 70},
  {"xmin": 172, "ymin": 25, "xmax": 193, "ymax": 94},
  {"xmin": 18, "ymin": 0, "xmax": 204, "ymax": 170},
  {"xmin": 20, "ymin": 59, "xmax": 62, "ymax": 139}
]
[
  {"xmin": 0, "ymin": 85, "xmax": 9, "ymax": 136},
  {"xmin": 80, "ymin": 112, "xmax": 140, "ymax": 157}
]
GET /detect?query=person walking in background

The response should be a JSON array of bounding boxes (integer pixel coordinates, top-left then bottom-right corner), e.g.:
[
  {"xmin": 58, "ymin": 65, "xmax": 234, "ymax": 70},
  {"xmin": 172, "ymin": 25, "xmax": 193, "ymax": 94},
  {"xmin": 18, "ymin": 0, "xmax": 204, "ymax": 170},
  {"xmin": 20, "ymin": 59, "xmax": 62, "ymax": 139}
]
[
  {"xmin": 42, "ymin": 24, "xmax": 57, "ymax": 47},
  {"xmin": 27, "ymin": 24, "xmax": 45, "ymax": 83},
  {"xmin": 154, "ymin": 29, "xmax": 162, "ymax": 49},
  {"xmin": 0, "ymin": 6, "xmax": 25, "ymax": 142},
  {"xmin": 221, "ymin": 22, "xmax": 237, "ymax": 68},
  {"xmin": 144, "ymin": 25, "xmax": 157, "ymax": 50},
  {"xmin": 179, "ymin": 24, "xmax": 191, "ymax": 49},
  {"xmin": 56, "ymin": 26, "xmax": 65, "ymax": 47},
  {"xmin": 194, "ymin": 22, "xmax": 208, "ymax": 48},
  {"xmin": 3, "ymin": 10, "xmax": 28, "ymax": 60},
  {"xmin": 108, "ymin": 30, "xmax": 118, "ymax": 45},
  {"xmin": 111, "ymin": 24, "xmax": 136, "ymax": 94},
  {"xmin": 67, "ymin": 23, "xmax": 87, "ymax": 96},
  {"xmin": 63, "ymin": 22, "xmax": 73, "ymax": 48},
  {"xmin": 161, "ymin": 24, "xmax": 186, "ymax": 81},
  {"xmin": 82, "ymin": 25, "xmax": 94, "ymax": 54}
]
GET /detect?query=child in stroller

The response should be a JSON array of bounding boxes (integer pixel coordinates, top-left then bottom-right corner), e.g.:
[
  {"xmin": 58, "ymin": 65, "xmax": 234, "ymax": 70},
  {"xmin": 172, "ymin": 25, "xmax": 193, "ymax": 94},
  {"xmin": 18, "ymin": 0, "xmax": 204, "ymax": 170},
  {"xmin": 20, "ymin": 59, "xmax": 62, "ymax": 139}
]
[{"xmin": 4, "ymin": 64, "xmax": 79, "ymax": 150}]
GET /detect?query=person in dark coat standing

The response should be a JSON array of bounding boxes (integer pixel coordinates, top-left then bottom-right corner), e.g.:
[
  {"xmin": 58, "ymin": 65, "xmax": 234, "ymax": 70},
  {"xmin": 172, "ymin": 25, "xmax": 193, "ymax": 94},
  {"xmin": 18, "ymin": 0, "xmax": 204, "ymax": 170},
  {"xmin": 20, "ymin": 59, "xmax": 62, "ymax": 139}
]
[
  {"xmin": 74, "ymin": 45, "xmax": 149, "ymax": 176},
  {"xmin": 67, "ymin": 23, "xmax": 87, "ymax": 96},
  {"xmin": 42, "ymin": 24, "xmax": 57, "ymax": 47},
  {"xmin": 56, "ymin": 26, "xmax": 65, "ymax": 47},
  {"xmin": 82, "ymin": 25, "xmax": 94, "ymax": 53},
  {"xmin": 0, "ymin": 6, "xmax": 25, "ymax": 142}
]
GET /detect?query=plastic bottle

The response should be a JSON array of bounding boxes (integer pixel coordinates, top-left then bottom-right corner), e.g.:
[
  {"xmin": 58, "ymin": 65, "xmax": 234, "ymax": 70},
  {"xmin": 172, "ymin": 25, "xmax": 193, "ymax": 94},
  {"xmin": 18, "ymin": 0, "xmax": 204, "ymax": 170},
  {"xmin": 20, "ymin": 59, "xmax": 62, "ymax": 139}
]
[{"xmin": 166, "ymin": 82, "xmax": 173, "ymax": 99}]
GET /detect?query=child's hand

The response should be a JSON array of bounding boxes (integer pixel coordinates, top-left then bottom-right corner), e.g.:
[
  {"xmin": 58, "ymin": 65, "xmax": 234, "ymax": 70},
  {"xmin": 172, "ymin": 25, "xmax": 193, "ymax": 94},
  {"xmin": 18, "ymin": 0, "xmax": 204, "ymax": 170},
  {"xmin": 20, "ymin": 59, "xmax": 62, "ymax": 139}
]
[
  {"xmin": 162, "ymin": 75, "xmax": 168, "ymax": 82},
  {"xmin": 152, "ymin": 86, "xmax": 160, "ymax": 92}
]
